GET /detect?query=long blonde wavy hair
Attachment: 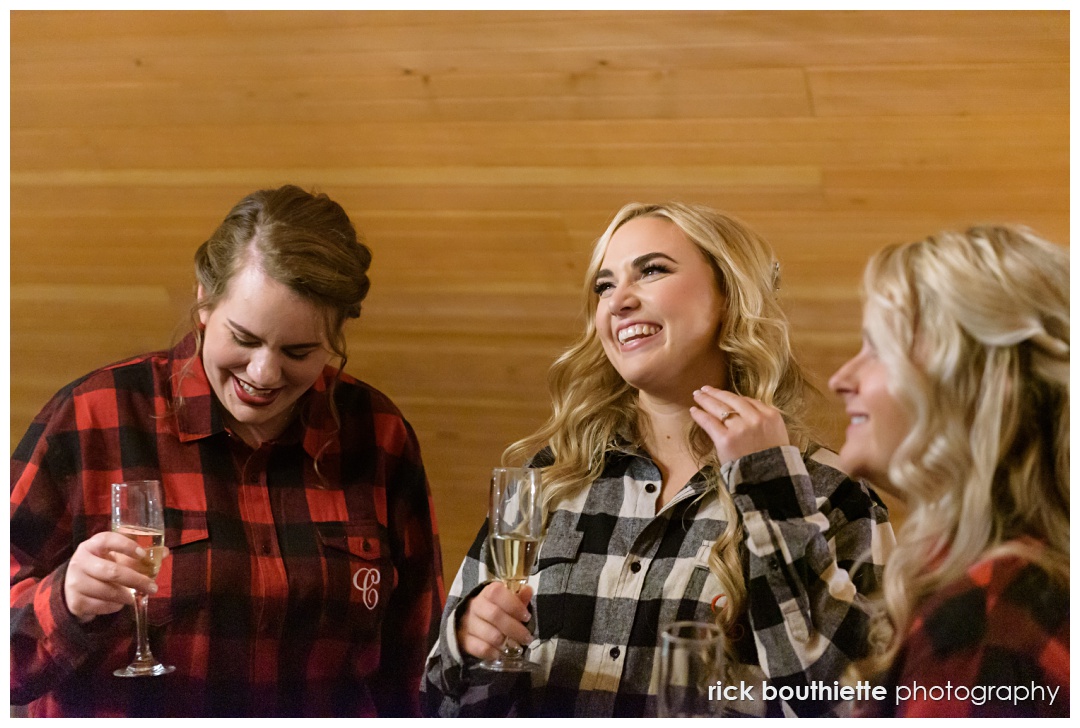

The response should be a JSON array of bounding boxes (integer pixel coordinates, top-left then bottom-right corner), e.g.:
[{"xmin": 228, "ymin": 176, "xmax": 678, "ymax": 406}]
[
  {"xmin": 504, "ymin": 201, "xmax": 818, "ymax": 640},
  {"xmin": 859, "ymin": 225, "xmax": 1069, "ymax": 673}
]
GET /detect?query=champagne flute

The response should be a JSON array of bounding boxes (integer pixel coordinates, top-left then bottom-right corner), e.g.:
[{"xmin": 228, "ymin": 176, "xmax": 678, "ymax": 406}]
[
  {"xmin": 657, "ymin": 620, "xmax": 724, "ymax": 717},
  {"xmin": 480, "ymin": 467, "xmax": 543, "ymax": 672},
  {"xmin": 111, "ymin": 480, "xmax": 174, "ymax": 677}
]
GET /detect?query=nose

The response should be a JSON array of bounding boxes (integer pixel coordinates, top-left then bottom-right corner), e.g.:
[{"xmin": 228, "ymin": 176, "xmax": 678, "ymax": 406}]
[
  {"xmin": 247, "ymin": 347, "xmax": 283, "ymax": 387},
  {"xmin": 828, "ymin": 355, "xmax": 857, "ymax": 395},
  {"xmin": 607, "ymin": 281, "xmax": 639, "ymax": 316}
]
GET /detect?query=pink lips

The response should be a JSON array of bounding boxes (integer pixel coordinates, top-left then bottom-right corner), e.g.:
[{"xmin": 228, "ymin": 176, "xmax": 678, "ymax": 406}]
[{"xmin": 231, "ymin": 375, "xmax": 281, "ymax": 407}]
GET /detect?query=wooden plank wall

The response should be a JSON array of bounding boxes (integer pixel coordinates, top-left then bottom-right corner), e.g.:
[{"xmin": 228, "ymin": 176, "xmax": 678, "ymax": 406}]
[{"xmin": 10, "ymin": 10, "xmax": 1070, "ymax": 586}]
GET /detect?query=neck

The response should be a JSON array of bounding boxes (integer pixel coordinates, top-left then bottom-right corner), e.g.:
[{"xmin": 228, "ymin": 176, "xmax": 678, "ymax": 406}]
[
  {"xmin": 228, "ymin": 420, "xmax": 278, "ymax": 449},
  {"xmin": 635, "ymin": 396, "xmax": 704, "ymax": 509},
  {"xmin": 637, "ymin": 393, "xmax": 698, "ymax": 471},
  {"xmin": 224, "ymin": 403, "xmax": 300, "ymax": 449}
]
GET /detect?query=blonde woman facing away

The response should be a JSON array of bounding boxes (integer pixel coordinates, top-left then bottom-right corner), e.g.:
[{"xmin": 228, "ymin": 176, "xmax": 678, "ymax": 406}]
[
  {"xmin": 422, "ymin": 202, "xmax": 895, "ymax": 717},
  {"xmin": 829, "ymin": 226, "xmax": 1069, "ymax": 717}
]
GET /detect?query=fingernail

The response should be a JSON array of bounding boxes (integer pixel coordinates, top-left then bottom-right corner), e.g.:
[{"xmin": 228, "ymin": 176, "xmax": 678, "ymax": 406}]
[
  {"xmin": 149, "ymin": 583, "xmax": 159, "ymax": 594},
  {"xmin": 135, "ymin": 547, "xmax": 147, "ymax": 558}
]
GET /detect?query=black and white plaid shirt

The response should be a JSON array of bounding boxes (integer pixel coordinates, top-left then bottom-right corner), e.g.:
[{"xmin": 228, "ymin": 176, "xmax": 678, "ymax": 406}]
[{"xmin": 422, "ymin": 445, "xmax": 894, "ymax": 717}]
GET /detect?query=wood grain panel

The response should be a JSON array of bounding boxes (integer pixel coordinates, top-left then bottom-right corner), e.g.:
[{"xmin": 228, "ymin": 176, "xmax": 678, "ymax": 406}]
[
  {"xmin": 822, "ymin": 167, "xmax": 1070, "ymax": 214},
  {"xmin": 12, "ymin": 11, "xmax": 1066, "ymax": 72},
  {"xmin": 11, "ymin": 10, "xmax": 1068, "ymax": 590},
  {"xmin": 10, "ymin": 177, "xmax": 821, "ymax": 216},
  {"xmin": 13, "ymin": 67, "xmax": 813, "ymax": 127},
  {"xmin": 13, "ymin": 116, "xmax": 1069, "ymax": 170},
  {"xmin": 810, "ymin": 64, "xmax": 1069, "ymax": 116}
]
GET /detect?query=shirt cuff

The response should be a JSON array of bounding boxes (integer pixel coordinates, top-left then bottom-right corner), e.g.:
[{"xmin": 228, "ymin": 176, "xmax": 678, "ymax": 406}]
[
  {"xmin": 43, "ymin": 561, "xmax": 124, "ymax": 669},
  {"xmin": 721, "ymin": 445, "xmax": 819, "ymax": 518},
  {"xmin": 446, "ymin": 604, "xmax": 465, "ymax": 664},
  {"xmin": 444, "ymin": 580, "xmax": 494, "ymax": 666}
]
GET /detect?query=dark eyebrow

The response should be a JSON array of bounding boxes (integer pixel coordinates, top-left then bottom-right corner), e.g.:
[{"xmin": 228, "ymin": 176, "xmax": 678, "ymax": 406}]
[
  {"xmin": 227, "ymin": 319, "xmax": 322, "ymax": 350},
  {"xmin": 594, "ymin": 252, "xmax": 678, "ymax": 282},
  {"xmin": 226, "ymin": 320, "xmax": 259, "ymax": 339}
]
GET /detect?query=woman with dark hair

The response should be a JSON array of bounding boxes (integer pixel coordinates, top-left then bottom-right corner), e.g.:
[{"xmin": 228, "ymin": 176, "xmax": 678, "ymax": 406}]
[{"xmin": 11, "ymin": 185, "xmax": 444, "ymax": 717}]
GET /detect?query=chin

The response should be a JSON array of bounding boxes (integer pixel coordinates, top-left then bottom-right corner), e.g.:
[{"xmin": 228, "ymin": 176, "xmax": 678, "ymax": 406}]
[
  {"xmin": 838, "ymin": 448, "xmax": 874, "ymax": 482},
  {"xmin": 841, "ymin": 455, "xmax": 904, "ymax": 500}
]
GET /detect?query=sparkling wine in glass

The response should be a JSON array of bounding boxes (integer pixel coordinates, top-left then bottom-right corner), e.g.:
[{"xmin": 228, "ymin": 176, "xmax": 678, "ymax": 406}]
[
  {"xmin": 480, "ymin": 467, "xmax": 543, "ymax": 672},
  {"xmin": 111, "ymin": 480, "xmax": 174, "ymax": 677},
  {"xmin": 657, "ymin": 620, "xmax": 724, "ymax": 717}
]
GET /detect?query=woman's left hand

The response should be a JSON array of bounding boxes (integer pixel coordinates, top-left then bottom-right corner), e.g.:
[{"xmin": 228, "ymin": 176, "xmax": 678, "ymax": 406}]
[{"xmin": 690, "ymin": 386, "xmax": 790, "ymax": 465}]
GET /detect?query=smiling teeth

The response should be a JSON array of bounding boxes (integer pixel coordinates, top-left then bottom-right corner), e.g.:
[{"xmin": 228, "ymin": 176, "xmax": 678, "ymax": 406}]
[
  {"xmin": 237, "ymin": 379, "xmax": 273, "ymax": 396},
  {"xmin": 618, "ymin": 324, "xmax": 661, "ymax": 344},
  {"xmin": 851, "ymin": 415, "xmax": 868, "ymax": 424}
]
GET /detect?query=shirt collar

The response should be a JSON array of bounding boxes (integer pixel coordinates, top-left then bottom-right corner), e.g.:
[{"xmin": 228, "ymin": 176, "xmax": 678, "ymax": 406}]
[
  {"xmin": 168, "ymin": 332, "xmax": 340, "ymax": 460},
  {"xmin": 607, "ymin": 439, "xmax": 713, "ymax": 496}
]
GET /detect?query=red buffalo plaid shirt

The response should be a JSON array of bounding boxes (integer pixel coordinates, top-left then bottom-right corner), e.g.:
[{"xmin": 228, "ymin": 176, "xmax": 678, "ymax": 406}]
[
  {"xmin": 859, "ymin": 545, "xmax": 1069, "ymax": 718},
  {"xmin": 11, "ymin": 334, "xmax": 445, "ymax": 717}
]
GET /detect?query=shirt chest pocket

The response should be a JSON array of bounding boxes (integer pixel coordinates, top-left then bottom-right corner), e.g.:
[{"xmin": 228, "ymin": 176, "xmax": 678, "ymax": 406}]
[
  {"xmin": 669, "ymin": 540, "xmax": 726, "ymax": 619},
  {"xmin": 148, "ymin": 511, "xmax": 211, "ymax": 627},
  {"xmin": 532, "ymin": 530, "xmax": 583, "ymax": 640},
  {"xmin": 317, "ymin": 522, "xmax": 397, "ymax": 637}
]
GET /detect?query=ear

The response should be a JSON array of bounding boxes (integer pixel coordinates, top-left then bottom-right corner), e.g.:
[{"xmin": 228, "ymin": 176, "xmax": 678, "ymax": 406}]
[{"xmin": 196, "ymin": 284, "xmax": 210, "ymax": 326}]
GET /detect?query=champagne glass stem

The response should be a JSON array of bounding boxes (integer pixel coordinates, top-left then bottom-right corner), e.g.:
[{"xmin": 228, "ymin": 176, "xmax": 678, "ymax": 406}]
[
  {"xmin": 500, "ymin": 579, "xmax": 525, "ymax": 660},
  {"xmin": 132, "ymin": 590, "xmax": 155, "ymax": 667},
  {"xmin": 113, "ymin": 588, "xmax": 174, "ymax": 676},
  {"xmin": 501, "ymin": 639, "xmax": 524, "ymax": 660}
]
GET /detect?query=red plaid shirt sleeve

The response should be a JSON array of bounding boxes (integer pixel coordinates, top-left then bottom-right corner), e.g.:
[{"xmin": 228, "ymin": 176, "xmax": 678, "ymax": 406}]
[
  {"xmin": 11, "ymin": 373, "xmax": 130, "ymax": 702},
  {"xmin": 860, "ymin": 549, "xmax": 1069, "ymax": 718},
  {"xmin": 11, "ymin": 335, "xmax": 445, "ymax": 716}
]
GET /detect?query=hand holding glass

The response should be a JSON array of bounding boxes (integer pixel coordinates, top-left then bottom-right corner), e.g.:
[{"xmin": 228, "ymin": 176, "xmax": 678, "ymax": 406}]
[
  {"xmin": 111, "ymin": 480, "xmax": 174, "ymax": 677},
  {"xmin": 481, "ymin": 467, "xmax": 543, "ymax": 672},
  {"xmin": 658, "ymin": 620, "xmax": 724, "ymax": 717}
]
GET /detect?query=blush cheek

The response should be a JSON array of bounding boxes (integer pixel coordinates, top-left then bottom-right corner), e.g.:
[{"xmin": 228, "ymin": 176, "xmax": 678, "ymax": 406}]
[{"xmin": 290, "ymin": 358, "xmax": 330, "ymax": 393}]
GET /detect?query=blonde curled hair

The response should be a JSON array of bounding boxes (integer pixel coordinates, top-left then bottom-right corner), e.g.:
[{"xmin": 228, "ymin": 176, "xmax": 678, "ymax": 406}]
[
  {"xmin": 504, "ymin": 201, "xmax": 818, "ymax": 644},
  {"xmin": 859, "ymin": 224, "xmax": 1069, "ymax": 674}
]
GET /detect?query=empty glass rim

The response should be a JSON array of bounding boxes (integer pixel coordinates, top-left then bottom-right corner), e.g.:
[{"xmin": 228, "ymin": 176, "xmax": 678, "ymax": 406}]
[{"xmin": 660, "ymin": 620, "xmax": 724, "ymax": 644}]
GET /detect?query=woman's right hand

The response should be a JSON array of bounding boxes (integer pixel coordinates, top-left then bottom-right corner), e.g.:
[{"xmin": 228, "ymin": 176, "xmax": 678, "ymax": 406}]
[
  {"xmin": 63, "ymin": 531, "xmax": 162, "ymax": 624},
  {"xmin": 456, "ymin": 581, "xmax": 535, "ymax": 661}
]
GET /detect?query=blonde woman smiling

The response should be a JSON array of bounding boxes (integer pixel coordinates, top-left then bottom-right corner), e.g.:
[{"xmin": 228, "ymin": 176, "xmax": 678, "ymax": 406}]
[
  {"xmin": 423, "ymin": 202, "xmax": 894, "ymax": 717},
  {"xmin": 830, "ymin": 225, "xmax": 1069, "ymax": 717}
]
